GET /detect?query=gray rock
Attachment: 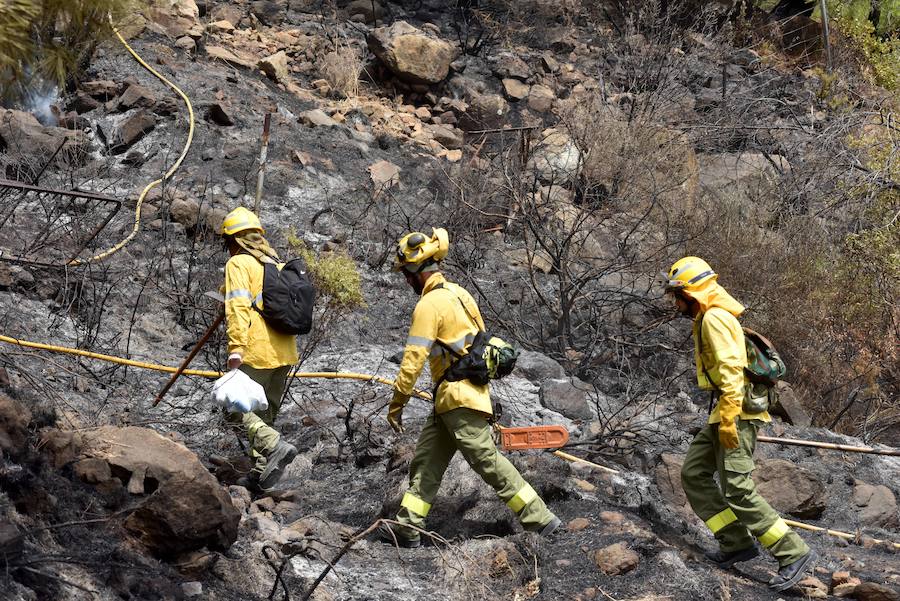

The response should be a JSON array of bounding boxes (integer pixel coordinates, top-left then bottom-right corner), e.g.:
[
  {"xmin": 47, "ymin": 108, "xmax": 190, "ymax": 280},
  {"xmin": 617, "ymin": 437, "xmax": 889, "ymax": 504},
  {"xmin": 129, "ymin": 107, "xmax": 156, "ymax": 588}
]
[
  {"xmin": 853, "ymin": 482, "xmax": 899, "ymax": 529},
  {"xmin": 492, "ymin": 53, "xmax": 530, "ymax": 81},
  {"xmin": 249, "ymin": 0, "xmax": 284, "ymax": 25},
  {"xmin": 853, "ymin": 583, "xmax": 900, "ymax": 601},
  {"xmin": 107, "ymin": 110, "xmax": 156, "ymax": 154},
  {"xmin": 347, "ymin": 0, "xmax": 384, "ymax": 23},
  {"xmin": 539, "ymin": 378, "xmax": 593, "ymax": 420},
  {"xmin": 770, "ymin": 382, "xmax": 811, "ymax": 427},
  {"xmin": 514, "ymin": 350, "xmax": 565, "ymax": 382},
  {"xmin": 168, "ymin": 196, "xmax": 200, "ymax": 229},
  {"xmin": 426, "ymin": 124, "xmax": 464, "ymax": 149},
  {"xmin": 457, "ymin": 92, "xmax": 508, "ymax": 131},
  {"xmin": 753, "ymin": 459, "xmax": 827, "ymax": 519},
  {"xmin": 502, "ymin": 78, "xmax": 529, "ymax": 101}
]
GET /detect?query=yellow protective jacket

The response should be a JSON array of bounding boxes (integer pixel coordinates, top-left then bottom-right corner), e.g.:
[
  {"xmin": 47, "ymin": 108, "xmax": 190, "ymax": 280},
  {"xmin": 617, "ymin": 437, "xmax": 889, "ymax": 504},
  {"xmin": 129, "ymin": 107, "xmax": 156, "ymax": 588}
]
[
  {"xmin": 394, "ymin": 273, "xmax": 492, "ymax": 415},
  {"xmin": 224, "ymin": 253, "xmax": 299, "ymax": 369},
  {"xmin": 687, "ymin": 280, "xmax": 770, "ymax": 425}
]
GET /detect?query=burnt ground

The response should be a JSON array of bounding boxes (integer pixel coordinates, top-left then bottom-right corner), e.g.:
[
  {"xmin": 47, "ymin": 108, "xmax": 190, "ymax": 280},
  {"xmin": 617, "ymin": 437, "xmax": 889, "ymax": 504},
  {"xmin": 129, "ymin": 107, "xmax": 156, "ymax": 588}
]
[{"xmin": 1, "ymin": 2, "xmax": 899, "ymax": 601}]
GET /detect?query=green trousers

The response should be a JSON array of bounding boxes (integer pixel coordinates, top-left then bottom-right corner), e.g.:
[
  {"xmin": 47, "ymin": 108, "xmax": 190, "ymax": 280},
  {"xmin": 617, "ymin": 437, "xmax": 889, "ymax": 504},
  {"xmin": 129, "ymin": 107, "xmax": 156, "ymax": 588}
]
[
  {"xmin": 681, "ymin": 419, "xmax": 809, "ymax": 566},
  {"xmin": 226, "ymin": 364, "xmax": 291, "ymax": 474},
  {"xmin": 395, "ymin": 408, "xmax": 555, "ymax": 541}
]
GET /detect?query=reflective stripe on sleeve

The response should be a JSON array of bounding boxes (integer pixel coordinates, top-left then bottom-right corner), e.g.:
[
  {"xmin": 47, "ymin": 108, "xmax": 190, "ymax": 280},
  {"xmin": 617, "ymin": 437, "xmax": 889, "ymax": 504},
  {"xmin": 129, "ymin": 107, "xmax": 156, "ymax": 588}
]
[
  {"xmin": 225, "ymin": 289, "xmax": 253, "ymax": 302},
  {"xmin": 405, "ymin": 335, "xmax": 433, "ymax": 349},
  {"xmin": 400, "ymin": 492, "xmax": 431, "ymax": 517},
  {"xmin": 705, "ymin": 508, "xmax": 738, "ymax": 533},
  {"xmin": 758, "ymin": 517, "xmax": 789, "ymax": 548},
  {"xmin": 506, "ymin": 483, "xmax": 538, "ymax": 513}
]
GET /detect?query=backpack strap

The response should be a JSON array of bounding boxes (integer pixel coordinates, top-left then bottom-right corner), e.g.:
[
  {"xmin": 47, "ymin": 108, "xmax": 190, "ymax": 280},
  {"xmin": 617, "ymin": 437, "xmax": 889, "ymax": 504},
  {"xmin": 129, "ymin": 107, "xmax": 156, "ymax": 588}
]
[{"xmin": 696, "ymin": 313, "xmax": 720, "ymax": 414}]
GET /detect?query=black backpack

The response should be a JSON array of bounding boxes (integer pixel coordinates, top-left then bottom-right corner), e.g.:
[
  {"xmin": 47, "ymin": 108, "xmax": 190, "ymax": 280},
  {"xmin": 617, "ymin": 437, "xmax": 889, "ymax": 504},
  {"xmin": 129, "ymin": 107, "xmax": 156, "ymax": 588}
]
[{"xmin": 252, "ymin": 258, "xmax": 315, "ymax": 335}]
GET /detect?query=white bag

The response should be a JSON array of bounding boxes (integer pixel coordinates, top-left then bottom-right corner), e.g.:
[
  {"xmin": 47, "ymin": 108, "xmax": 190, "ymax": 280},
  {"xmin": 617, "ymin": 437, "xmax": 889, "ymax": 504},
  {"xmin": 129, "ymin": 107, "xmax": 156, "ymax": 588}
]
[{"xmin": 212, "ymin": 369, "xmax": 268, "ymax": 414}]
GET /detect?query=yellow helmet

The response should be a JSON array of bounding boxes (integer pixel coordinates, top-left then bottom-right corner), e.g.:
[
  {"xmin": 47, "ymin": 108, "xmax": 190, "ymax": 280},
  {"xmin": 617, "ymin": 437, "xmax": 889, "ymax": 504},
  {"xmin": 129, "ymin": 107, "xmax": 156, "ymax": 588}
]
[
  {"xmin": 663, "ymin": 256, "xmax": 716, "ymax": 291},
  {"xmin": 393, "ymin": 227, "xmax": 449, "ymax": 272},
  {"xmin": 221, "ymin": 207, "xmax": 264, "ymax": 236}
]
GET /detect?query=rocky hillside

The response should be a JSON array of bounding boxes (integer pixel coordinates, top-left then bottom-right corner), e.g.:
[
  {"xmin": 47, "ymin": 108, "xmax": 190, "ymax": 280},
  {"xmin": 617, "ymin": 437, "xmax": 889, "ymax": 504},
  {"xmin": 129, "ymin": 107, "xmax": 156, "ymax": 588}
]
[{"xmin": 1, "ymin": 1, "xmax": 898, "ymax": 600}]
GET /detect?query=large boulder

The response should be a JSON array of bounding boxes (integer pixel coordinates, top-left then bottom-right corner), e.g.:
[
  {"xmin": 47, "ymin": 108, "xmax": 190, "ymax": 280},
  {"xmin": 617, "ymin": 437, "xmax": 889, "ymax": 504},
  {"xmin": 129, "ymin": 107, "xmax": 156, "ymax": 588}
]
[
  {"xmin": 527, "ymin": 128, "xmax": 581, "ymax": 185},
  {"xmin": 852, "ymin": 482, "xmax": 899, "ymax": 530},
  {"xmin": 77, "ymin": 426, "xmax": 240, "ymax": 557},
  {"xmin": 539, "ymin": 378, "xmax": 593, "ymax": 421},
  {"xmin": 367, "ymin": 21, "xmax": 457, "ymax": 84},
  {"xmin": 148, "ymin": 0, "xmax": 202, "ymax": 38},
  {"xmin": 753, "ymin": 459, "xmax": 827, "ymax": 519},
  {"xmin": 514, "ymin": 350, "xmax": 566, "ymax": 382},
  {"xmin": 124, "ymin": 474, "xmax": 239, "ymax": 557},
  {"xmin": 0, "ymin": 110, "xmax": 91, "ymax": 177}
]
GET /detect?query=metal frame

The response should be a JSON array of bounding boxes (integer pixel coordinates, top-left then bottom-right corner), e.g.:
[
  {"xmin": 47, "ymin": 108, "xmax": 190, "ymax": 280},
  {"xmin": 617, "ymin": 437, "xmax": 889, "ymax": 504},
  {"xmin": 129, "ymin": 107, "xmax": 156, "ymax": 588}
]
[{"xmin": 0, "ymin": 178, "xmax": 122, "ymax": 267}]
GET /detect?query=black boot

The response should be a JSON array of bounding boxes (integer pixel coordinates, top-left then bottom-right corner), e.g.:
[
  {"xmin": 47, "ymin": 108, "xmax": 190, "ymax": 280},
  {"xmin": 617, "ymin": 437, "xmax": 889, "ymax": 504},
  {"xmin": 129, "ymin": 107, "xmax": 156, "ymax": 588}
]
[
  {"xmin": 769, "ymin": 550, "xmax": 818, "ymax": 591},
  {"xmin": 235, "ymin": 471, "xmax": 263, "ymax": 494},
  {"xmin": 704, "ymin": 545, "xmax": 760, "ymax": 569}
]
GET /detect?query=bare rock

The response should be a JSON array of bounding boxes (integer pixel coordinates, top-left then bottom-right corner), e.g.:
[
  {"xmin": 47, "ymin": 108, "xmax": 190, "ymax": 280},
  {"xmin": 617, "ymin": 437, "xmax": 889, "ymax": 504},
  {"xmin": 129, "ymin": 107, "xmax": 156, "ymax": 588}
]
[
  {"xmin": 539, "ymin": 378, "xmax": 593, "ymax": 420},
  {"xmin": 854, "ymin": 583, "xmax": 900, "ymax": 601},
  {"xmin": 853, "ymin": 482, "xmax": 899, "ymax": 529},
  {"xmin": 125, "ymin": 473, "xmax": 239, "ymax": 557},
  {"xmin": 527, "ymin": 84, "xmax": 555, "ymax": 112},
  {"xmin": 514, "ymin": 350, "xmax": 566, "ymax": 382},
  {"xmin": 208, "ymin": 19, "xmax": 235, "ymax": 33},
  {"xmin": 73, "ymin": 458, "xmax": 113, "ymax": 484},
  {"xmin": 492, "ymin": 53, "xmax": 531, "ymax": 81},
  {"xmin": 299, "ymin": 109, "xmax": 338, "ymax": 128},
  {"xmin": 70, "ymin": 91, "xmax": 101, "ymax": 114},
  {"xmin": 528, "ymin": 127, "xmax": 581, "ymax": 184},
  {"xmin": 118, "ymin": 84, "xmax": 157, "ymax": 111},
  {"xmin": 0, "ymin": 109, "xmax": 91, "ymax": 173},
  {"xmin": 347, "ymin": 0, "xmax": 384, "ymax": 23},
  {"xmin": 770, "ymin": 381, "xmax": 811, "ymax": 426},
  {"xmin": 249, "ymin": 0, "xmax": 284, "ymax": 25},
  {"xmin": 168, "ymin": 195, "xmax": 200, "ymax": 229},
  {"xmin": 210, "ymin": 4, "xmax": 244, "ymax": 27},
  {"xmin": 426, "ymin": 124, "xmax": 464, "ymax": 149},
  {"xmin": 502, "ymin": 78, "xmax": 530, "ymax": 101},
  {"xmin": 368, "ymin": 159, "xmax": 401, "ymax": 189},
  {"xmin": 206, "ymin": 45, "xmax": 256, "ymax": 69},
  {"xmin": 0, "ymin": 395, "xmax": 31, "ymax": 456},
  {"xmin": 258, "ymin": 51, "xmax": 290, "ymax": 83},
  {"xmin": 753, "ymin": 459, "xmax": 827, "ymax": 519},
  {"xmin": 149, "ymin": 0, "xmax": 201, "ymax": 38},
  {"xmin": 593, "ymin": 542, "xmax": 639, "ymax": 575},
  {"xmin": 175, "ymin": 36, "xmax": 197, "ymax": 52},
  {"xmin": 655, "ymin": 453, "xmax": 689, "ymax": 511},
  {"xmin": 798, "ymin": 576, "xmax": 829, "ymax": 598},
  {"xmin": 107, "ymin": 110, "xmax": 156, "ymax": 154},
  {"xmin": 81, "ymin": 80, "xmax": 121, "ymax": 101},
  {"xmin": 367, "ymin": 21, "xmax": 457, "ymax": 84},
  {"xmin": 457, "ymin": 92, "xmax": 508, "ymax": 131},
  {"xmin": 567, "ymin": 517, "xmax": 590, "ymax": 532},
  {"xmin": 206, "ymin": 103, "xmax": 235, "ymax": 126}
]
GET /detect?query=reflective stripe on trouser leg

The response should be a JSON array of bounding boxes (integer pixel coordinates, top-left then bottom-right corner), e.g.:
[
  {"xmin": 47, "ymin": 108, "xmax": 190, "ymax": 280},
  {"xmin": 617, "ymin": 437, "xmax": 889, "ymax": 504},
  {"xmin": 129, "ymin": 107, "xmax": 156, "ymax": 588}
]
[
  {"xmin": 507, "ymin": 483, "xmax": 538, "ymax": 514},
  {"xmin": 439, "ymin": 408, "xmax": 554, "ymax": 531},
  {"xmin": 400, "ymin": 492, "xmax": 432, "ymax": 518},
  {"xmin": 758, "ymin": 518, "xmax": 789, "ymax": 548},
  {"xmin": 705, "ymin": 508, "xmax": 738, "ymax": 534},
  {"xmin": 396, "ymin": 413, "xmax": 456, "ymax": 538}
]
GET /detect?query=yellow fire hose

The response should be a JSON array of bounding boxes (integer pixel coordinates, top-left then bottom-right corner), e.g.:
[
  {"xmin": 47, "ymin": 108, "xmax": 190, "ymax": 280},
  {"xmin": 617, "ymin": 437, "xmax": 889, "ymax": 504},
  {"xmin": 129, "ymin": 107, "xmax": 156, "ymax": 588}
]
[{"xmin": 68, "ymin": 21, "xmax": 196, "ymax": 266}]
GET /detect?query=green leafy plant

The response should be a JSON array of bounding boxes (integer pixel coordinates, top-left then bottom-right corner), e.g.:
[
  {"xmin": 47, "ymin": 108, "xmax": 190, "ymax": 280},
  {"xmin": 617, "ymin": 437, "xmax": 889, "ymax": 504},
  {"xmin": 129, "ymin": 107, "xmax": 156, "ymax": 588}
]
[
  {"xmin": 828, "ymin": 0, "xmax": 900, "ymax": 90},
  {"xmin": 286, "ymin": 231, "xmax": 366, "ymax": 360}
]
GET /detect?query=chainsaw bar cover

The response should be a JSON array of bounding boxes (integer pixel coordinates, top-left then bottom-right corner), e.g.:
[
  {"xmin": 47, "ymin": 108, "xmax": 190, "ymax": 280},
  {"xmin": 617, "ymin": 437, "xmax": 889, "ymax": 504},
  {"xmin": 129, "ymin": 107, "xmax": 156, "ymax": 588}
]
[{"xmin": 500, "ymin": 425, "xmax": 569, "ymax": 450}]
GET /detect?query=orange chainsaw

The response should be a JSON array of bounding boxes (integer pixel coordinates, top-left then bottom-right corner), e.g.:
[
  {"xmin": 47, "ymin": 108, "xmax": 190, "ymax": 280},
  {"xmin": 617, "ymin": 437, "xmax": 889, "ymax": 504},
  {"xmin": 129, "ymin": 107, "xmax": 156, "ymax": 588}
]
[{"xmin": 496, "ymin": 425, "xmax": 569, "ymax": 451}]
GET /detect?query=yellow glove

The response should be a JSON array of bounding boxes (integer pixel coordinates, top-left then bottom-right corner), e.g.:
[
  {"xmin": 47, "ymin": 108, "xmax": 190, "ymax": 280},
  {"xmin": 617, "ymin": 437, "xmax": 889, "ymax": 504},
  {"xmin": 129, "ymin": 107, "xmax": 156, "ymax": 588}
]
[
  {"xmin": 718, "ymin": 417, "xmax": 740, "ymax": 449},
  {"xmin": 388, "ymin": 391, "xmax": 410, "ymax": 433}
]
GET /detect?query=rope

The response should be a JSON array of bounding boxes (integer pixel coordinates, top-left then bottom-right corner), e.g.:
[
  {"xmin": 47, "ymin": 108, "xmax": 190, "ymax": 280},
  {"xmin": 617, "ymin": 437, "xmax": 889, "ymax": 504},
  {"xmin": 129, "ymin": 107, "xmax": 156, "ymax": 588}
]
[{"xmin": 68, "ymin": 21, "xmax": 195, "ymax": 266}]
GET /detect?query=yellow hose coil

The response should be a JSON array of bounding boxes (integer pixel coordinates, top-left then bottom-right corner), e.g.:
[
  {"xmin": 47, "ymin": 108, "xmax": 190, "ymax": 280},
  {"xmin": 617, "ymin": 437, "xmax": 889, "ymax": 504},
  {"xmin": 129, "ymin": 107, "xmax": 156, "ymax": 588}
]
[{"xmin": 68, "ymin": 22, "xmax": 195, "ymax": 266}]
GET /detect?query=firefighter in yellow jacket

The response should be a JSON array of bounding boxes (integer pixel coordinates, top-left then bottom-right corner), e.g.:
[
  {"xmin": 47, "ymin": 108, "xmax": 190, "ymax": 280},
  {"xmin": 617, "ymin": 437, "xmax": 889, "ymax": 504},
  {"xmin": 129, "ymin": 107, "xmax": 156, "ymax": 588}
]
[
  {"xmin": 380, "ymin": 228, "xmax": 560, "ymax": 547},
  {"xmin": 220, "ymin": 207, "xmax": 298, "ymax": 492},
  {"xmin": 665, "ymin": 257, "xmax": 816, "ymax": 592}
]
